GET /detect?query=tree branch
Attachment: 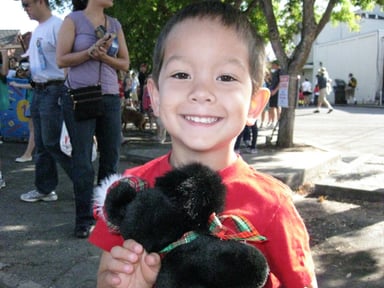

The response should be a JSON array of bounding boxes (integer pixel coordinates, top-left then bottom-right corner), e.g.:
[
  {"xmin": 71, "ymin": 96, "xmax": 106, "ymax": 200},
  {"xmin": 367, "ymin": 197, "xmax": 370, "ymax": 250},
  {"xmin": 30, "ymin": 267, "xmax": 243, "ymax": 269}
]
[
  {"xmin": 315, "ymin": 0, "xmax": 338, "ymax": 37},
  {"xmin": 259, "ymin": 0, "xmax": 288, "ymax": 66}
]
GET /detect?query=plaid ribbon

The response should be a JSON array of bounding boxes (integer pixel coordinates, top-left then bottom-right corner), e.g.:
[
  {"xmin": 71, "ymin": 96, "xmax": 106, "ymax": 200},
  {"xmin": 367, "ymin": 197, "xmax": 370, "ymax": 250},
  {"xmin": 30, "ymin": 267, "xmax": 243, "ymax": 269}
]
[
  {"xmin": 159, "ymin": 213, "xmax": 266, "ymax": 255},
  {"xmin": 160, "ymin": 231, "xmax": 199, "ymax": 254},
  {"xmin": 209, "ymin": 213, "xmax": 267, "ymax": 242},
  {"xmin": 109, "ymin": 175, "xmax": 149, "ymax": 193}
]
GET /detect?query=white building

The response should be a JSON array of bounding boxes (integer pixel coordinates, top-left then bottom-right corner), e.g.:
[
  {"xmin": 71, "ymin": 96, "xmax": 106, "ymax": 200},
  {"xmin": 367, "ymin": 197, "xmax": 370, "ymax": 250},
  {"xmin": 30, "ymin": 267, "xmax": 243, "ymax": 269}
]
[{"xmin": 305, "ymin": 5, "xmax": 384, "ymax": 105}]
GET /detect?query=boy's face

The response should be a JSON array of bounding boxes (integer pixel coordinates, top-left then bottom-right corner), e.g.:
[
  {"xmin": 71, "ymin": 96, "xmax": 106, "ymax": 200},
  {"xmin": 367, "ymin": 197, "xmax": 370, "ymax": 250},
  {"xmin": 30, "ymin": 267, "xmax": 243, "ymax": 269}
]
[{"xmin": 149, "ymin": 18, "xmax": 253, "ymax": 154}]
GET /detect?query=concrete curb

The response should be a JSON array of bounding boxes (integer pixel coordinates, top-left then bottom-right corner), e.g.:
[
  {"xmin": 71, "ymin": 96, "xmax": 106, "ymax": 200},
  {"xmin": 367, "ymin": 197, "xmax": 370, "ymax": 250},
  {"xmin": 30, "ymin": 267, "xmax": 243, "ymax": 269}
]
[
  {"xmin": 311, "ymin": 184, "xmax": 384, "ymax": 202},
  {"xmin": 123, "ymin": 144, "xmax": 341, "ymax": 189}
]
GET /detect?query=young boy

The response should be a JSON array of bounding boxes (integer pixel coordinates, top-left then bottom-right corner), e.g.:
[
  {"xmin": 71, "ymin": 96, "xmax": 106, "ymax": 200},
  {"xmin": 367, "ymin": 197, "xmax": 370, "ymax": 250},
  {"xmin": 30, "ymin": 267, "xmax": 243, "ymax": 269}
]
[{"xmin": 89, "ymin": 2, "xmax": 317, "ymax": 287}]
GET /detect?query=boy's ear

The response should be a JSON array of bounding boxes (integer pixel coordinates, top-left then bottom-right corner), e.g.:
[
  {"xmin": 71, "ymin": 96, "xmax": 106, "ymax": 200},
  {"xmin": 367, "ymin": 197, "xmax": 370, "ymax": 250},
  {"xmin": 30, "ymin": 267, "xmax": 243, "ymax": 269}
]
[
  {"xmin": 147, "ymin": 78, "xmax": 160, "ymax": 117},
  {"xmin": 246, "ymin": 87, "xmax": 270, "ymax": 126}
]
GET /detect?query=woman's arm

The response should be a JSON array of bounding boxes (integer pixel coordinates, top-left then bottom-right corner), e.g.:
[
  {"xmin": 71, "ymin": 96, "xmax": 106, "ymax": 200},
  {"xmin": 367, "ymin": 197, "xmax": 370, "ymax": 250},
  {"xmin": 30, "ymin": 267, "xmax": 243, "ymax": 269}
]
[{"xmin": 56, "ymin": 17, "xmax": 92, "ymax": 68}]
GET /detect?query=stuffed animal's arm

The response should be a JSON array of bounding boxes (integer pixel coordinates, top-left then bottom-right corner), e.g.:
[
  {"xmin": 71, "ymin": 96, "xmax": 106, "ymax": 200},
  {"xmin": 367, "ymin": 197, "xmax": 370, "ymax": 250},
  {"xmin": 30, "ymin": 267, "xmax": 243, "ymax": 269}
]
[{"xmin": 96, "ymin": 239, "xmax": 161, "ymax": 288}]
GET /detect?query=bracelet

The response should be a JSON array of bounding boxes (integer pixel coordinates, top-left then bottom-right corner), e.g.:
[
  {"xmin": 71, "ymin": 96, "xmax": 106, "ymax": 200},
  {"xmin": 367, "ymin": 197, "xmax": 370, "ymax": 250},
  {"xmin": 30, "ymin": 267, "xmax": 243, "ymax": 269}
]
[{"xmin": 88, "ymin": 44, "xmax": 96, "ymax": 57}]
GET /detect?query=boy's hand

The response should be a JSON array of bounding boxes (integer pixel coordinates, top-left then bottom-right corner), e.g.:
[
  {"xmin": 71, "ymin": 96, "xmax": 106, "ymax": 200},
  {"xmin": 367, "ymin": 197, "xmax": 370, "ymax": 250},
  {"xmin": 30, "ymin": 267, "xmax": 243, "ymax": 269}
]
[{"xmin": 97, "ymin": 239, "xmax": 161, "ymax": 288}]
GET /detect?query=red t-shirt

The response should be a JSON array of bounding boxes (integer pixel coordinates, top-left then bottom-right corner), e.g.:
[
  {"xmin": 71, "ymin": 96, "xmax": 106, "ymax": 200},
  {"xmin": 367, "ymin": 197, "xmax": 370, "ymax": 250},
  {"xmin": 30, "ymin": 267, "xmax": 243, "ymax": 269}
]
[{"xmin": 89, "ymin": 154, "xmax": 315, "ymax": 287}]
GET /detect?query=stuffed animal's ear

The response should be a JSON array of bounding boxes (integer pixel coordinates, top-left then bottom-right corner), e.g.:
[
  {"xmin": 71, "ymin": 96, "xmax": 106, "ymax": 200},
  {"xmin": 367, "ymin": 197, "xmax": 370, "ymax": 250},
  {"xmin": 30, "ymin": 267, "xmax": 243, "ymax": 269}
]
[
  {"xmin": 104, "ymin": 177, "xmax": 144, "ymax": 230},
  {"xmin": 155, "ymin": 163, "xmax": 226, "ymax": 226}
]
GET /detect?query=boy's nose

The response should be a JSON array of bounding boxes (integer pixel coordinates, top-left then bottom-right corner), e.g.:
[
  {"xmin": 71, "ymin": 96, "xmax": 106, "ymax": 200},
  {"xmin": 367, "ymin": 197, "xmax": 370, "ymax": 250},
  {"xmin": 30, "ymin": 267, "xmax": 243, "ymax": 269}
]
[{"xmin": 188, "ymin": 81, "xmax": 215, "ymax": 103}]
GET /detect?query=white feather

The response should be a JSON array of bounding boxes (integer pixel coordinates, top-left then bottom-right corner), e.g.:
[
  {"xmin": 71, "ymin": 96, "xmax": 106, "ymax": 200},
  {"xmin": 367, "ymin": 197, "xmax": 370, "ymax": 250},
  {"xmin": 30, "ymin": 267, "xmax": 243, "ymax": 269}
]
[{"xmin": 93, "ymin": 174, "xmax": 124, "ymax": 206}]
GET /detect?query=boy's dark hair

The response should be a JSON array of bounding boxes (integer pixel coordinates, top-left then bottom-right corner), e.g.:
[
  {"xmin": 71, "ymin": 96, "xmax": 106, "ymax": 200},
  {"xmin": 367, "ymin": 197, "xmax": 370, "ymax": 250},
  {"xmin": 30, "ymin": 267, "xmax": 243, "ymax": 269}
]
[{"xmin": 151, "ymin": 1, "xmax": 266, "ymax": 93}]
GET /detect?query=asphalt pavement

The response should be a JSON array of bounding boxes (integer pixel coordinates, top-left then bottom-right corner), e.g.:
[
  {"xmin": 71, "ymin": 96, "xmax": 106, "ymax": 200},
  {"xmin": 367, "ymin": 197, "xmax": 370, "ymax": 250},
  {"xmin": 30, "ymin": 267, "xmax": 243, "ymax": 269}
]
[{"xmin": 0, "ymin": 105, "xmax": 383, "ymax": 287}]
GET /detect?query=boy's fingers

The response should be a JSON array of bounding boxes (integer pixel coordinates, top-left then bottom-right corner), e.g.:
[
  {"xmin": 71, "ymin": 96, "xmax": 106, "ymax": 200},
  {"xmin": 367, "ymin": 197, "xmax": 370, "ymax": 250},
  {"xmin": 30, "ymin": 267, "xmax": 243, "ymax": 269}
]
[
  {"xmin": 104, "ymin": 272, "xmax": 123, "ymax": 286},
  {"xmin": 123, "ymin": 239, "xmax": 144, "ymax": 254}
]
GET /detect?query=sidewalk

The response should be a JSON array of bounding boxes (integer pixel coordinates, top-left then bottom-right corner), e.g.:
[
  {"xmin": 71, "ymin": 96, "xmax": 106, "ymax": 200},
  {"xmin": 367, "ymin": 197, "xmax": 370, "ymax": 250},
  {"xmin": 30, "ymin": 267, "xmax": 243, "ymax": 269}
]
[
  {"xmin": 122, "ymin": 127, "xmax": 384, "ymax": 200},
  {"xmin": 0, "ymin": 123, "xmax": 383, "ymax": 288}
]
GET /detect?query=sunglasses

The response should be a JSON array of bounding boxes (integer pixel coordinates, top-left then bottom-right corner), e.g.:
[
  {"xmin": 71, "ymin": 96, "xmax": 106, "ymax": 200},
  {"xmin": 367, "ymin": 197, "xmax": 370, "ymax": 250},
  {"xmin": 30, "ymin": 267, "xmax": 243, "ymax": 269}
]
[
  {"xmin": 21, "ymin": 1, "xmax": 35, "ymax": 8},
  {"xmin": 20, "ymin": 62, "xmax": 30, "ymax": 71}
]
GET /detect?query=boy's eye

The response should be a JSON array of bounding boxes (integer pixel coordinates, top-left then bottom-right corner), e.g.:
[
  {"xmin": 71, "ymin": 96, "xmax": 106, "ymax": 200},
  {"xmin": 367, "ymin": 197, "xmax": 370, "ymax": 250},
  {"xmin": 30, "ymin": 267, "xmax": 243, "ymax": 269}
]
[
  {"xmin": 217, "ymin": 75, "xmax": 236, "ymax": 82},
  {"xmin": 172, "ymin": 72, "xmax": 190, "ymax": 79}
]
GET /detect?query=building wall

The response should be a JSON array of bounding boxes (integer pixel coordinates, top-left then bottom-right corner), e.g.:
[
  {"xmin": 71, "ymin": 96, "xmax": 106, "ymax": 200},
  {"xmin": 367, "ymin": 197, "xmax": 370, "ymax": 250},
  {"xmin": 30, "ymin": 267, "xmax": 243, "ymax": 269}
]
[
  {"xmin": 314, "ymin": 31, "xmax": 382, "ymax": 104},
  {"xmin": 310, "ymin": 14, "xmax": 384, "ymax": 105}
]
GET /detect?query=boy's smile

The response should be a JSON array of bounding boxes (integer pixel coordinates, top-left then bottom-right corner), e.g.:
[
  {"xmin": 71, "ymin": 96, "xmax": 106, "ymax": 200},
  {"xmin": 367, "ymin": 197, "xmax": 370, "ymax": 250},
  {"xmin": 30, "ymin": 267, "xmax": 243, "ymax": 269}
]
[
  {"xmin": 184, "ymin": 115, "xmax": 219, "ymax": 124},
  {"xmin": 148, "ymin": 18, "xmax": 254, "ymax": 167}
]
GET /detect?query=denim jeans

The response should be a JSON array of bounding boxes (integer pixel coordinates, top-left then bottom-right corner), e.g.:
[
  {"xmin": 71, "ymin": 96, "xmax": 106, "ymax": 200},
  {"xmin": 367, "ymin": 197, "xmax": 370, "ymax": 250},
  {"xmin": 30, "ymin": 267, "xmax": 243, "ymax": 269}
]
[
  {"xmin": 30, "ymin": 84, "xmax": 72, "ymax": 194},
  {"xmin": 234, "ymin": 121, "xmax": 258, "ymax": 150},
  {"xmin": 62, "ymin": 92, "xmax": 121, "ymax": 227}
]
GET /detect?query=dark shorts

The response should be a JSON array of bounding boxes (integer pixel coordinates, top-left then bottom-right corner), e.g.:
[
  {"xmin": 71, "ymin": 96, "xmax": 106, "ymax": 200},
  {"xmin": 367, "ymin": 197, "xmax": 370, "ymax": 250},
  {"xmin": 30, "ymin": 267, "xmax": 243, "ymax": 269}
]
[{"xmin": 269, "ymin": 94, "xmax": 278, "ymax": 108}]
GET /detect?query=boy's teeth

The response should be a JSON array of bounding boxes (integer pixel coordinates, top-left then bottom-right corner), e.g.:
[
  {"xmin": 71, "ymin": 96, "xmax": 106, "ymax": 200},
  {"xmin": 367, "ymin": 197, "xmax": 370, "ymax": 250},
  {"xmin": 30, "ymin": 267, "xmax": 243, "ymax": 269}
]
[{"xmin": 185, "ymin": 116, "xmax": 218, "ymax": 124}]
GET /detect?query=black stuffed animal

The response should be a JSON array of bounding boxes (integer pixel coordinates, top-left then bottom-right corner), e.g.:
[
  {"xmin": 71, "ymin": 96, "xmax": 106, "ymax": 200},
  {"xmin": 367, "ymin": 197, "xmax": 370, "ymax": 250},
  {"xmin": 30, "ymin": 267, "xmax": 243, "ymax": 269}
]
[{"xmin": 97, "ymin": 163, "xmax": 269, "ymax": 288}]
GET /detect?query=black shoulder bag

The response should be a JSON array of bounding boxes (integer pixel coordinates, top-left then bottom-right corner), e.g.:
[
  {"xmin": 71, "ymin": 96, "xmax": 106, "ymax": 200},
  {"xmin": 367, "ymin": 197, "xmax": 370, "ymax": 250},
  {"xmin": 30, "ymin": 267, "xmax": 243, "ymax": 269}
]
[{"xmin": 67, "ymin": 62, "xmax": 104, "ymax": 121}]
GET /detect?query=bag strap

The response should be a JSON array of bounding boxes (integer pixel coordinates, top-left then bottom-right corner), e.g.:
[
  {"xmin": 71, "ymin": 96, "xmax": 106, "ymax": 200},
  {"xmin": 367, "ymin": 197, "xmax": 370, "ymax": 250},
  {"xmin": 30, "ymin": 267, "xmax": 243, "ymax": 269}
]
[{"xmin": 66, "ymin": 62, "xmax": 101, "ymax": 89}]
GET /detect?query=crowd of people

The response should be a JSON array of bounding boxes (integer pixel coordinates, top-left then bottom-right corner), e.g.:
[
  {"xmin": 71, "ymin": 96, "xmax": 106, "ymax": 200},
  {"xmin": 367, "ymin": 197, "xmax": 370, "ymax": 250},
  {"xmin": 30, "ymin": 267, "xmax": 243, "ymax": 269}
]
[
  {"xmin": 16, "ymin": 0, "xmax": 167, "ymax": 239},
  {"xmin": 298, "ymin": 67, "xmax": 357, "ymax": 112},
  {"xmin": 0, "ymin": 1, "xmax": 331, "ymax": 287}
]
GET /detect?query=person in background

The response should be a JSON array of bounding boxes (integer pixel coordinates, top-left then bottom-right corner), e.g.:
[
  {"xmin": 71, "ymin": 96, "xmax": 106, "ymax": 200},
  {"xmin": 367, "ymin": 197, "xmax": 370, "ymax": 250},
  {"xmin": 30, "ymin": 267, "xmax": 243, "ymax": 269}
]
[
  {"xmin": 141, "ymin": 75, "xmax": 155, "ymax": 130},
  {"xmin": 267, "ymin": 60, "xmax": 280, "ymax": 128},
  {"xmin": 138, "ymin": 63, "xmax": 148, "ymax": 111},
  {"xmin": 56, "ymin": 0, "xmax": 130, "ymax": 238},
  {"xmin": 130, "ymin": 72, "xmax": 139, "ymax": 109},
  {"xmin": 7, "ymin": 56, "xmax": 18, "ymax": 78},
  {"xmin": 234, "ymin": 122, "xmax": 258, "ymax": 154},
  {"xmin": 0, "ymin": 49, "xmax": 9, "ymax": 111},
  {"xmin": 301, "ymin": 78, "xmax": 312, "ymax": 107},
  {"xmin": 259, "ymin": 70, "xmax": 271, "ymax": 129},
  {"xmin": 0, "ymin": 49, "xmax": 9, "ymax": 189},
  {"xmin": 9, "ymin": 59, "xmax": 35, "ymax": 163},
  {"xmin": 345, "ymin": 73, "xmax": 357, "ymax": 105},
  {"xmin": 117, "ymin": 70, "xmax": 126, "ymax": 100},
  {"xmin": 89, "ymin": 2, "xmax": 317, "ymax": 287},
  {"xmin": 18, "ymin": 0, "xmax": 74, "ymax": 234},
  {"xmin": 313, "ymin": 84, "xmax": 319, "ymax": 106},
  {"xmin": 314, "ymin": 67, "xmax": 333, "ymax": 114},
  {"xmin": 123, "ymin": 71, "xmax": 133, "ymax": 102}
]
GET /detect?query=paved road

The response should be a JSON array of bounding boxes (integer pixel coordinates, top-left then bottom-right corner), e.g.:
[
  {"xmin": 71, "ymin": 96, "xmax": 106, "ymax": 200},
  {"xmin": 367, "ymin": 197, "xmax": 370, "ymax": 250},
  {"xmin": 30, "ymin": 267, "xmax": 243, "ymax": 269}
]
[
  {"xmin": 292, "ymin": 106, "xmax": 384, "ymax": 198},
  {"xmin": 293, "ymin": 105, "xmax": 384, "ymax": 157}
]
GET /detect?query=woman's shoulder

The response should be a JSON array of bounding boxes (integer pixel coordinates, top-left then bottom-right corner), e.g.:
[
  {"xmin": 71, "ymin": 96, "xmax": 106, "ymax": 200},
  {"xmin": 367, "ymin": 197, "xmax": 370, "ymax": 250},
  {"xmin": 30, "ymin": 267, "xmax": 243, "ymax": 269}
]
[
  {"xmin": 106, "ymin": 15, "xmax": 122, "ymax": 32},
  {"xmin": 65, "ymin": 10, "xmax": 83, "ymax": 25},
  {"xmin": 67, "ymin": 10, "xmax": 82, "ymax": 19}
]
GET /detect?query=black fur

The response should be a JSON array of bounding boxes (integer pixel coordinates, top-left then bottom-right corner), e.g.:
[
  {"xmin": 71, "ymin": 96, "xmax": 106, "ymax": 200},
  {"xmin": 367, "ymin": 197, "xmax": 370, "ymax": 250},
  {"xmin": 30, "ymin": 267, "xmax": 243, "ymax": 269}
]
[{"xmin": 104, "ymin": 162, "xmax": 269, "ymax": 288}]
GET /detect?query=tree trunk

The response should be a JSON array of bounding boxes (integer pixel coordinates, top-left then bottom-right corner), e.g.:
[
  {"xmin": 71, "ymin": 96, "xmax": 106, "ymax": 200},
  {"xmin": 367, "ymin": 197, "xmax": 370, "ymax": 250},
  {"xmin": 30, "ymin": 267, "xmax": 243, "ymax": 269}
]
[{"xmin": 276, "ymin": 74, "xmax": 299, "ymax": 148}]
